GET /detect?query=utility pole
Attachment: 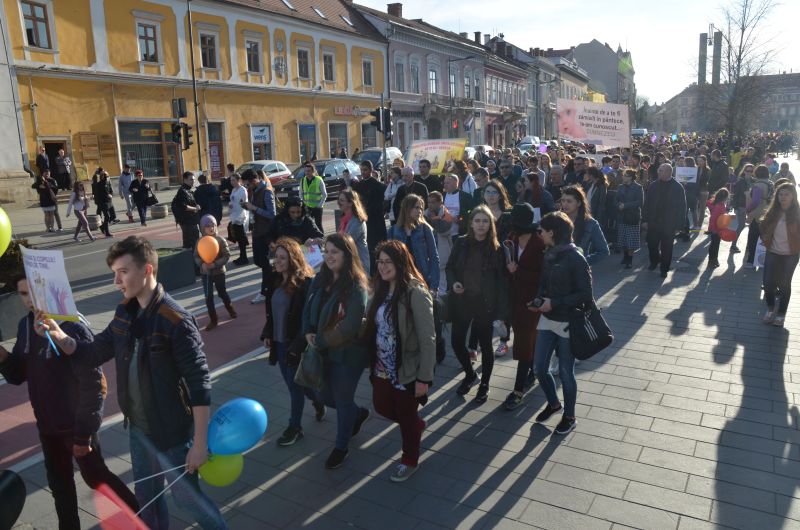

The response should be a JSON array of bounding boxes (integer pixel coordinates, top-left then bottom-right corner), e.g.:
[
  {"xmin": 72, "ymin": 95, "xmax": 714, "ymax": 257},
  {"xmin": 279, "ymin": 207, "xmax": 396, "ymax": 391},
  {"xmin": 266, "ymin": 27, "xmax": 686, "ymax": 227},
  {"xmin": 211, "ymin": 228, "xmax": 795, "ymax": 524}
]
[
  {"xmin": 186, "ymin": 0, "xmax": 203, "ymax": 172},
  {"xmin": 381, "ymin": 94, "xmax": 388, "ymax": 181}
]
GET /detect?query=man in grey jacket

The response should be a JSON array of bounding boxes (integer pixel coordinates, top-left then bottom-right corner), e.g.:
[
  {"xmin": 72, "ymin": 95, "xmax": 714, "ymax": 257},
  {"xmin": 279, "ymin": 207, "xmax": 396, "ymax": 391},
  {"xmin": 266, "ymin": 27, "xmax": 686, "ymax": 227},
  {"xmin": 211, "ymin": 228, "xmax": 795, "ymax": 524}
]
[{"xmin": 118, "ymin": 164, "xmax": 135, "ymax": 222}]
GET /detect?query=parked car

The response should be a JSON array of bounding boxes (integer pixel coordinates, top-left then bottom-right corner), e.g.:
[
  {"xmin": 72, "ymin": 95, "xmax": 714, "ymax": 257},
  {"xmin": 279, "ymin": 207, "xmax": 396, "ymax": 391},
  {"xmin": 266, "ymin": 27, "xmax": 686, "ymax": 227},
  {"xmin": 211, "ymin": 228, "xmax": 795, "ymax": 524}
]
[
  {"xmin": 352, "ymin": 147, "xmax": 404, "ymax": 169},
  {"xmin": 273, "ymin": 159, "xmax": 361, "ymax": 201},
  {"xmin": 236, "ymin": 160, "xmax": 292, "ymax": 185},
  {"xmin": 520, "ymin": 135, "xmax": 541, "ymax": 146}
]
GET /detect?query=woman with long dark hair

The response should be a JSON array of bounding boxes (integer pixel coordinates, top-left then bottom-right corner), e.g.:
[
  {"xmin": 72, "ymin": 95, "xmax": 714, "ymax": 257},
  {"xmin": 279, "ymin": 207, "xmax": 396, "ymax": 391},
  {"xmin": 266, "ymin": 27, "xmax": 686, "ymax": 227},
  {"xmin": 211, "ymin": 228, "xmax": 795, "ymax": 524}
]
[
  {"xmin": 365, "ymin": 240, "xmax": 435, "ymax": 482},
  {"xmin": 337, "ymin": 190, "xmax": 371, "ymax": 275},
  {"xmin": 520, "ymin": 172, "xmax": 556, "ymax": 217},
  {"xmin": 32, "ymin": 171, "xmax": 60, "ymax": 232},
  {"xmin": 584, "ymin": 166, "xmax": 608, "ymax": 236},
  {"xmin": 262, "ymin": 237, "xmax": 326, "ymax": 446},
  {"xmin": 446, "ymin": 205, "xmax": 509, "ymax": 404},
  {"xmin": 530, "ymin": 211, "xmax": 594, "ymax": 435},
  {"xmin": 758, "ymin": 183, "xmax": 800, "ymax": 327},
  {"xmin": 302, "ymin": 233, "xmax": 370, "ymax": 469},
  {"xmin": 388, "ymin": 194, "xmax": 440, "ymax": 290},
  {"xmin": 560, "ymin": 185, "xmax": 609, "ymax": 265}
]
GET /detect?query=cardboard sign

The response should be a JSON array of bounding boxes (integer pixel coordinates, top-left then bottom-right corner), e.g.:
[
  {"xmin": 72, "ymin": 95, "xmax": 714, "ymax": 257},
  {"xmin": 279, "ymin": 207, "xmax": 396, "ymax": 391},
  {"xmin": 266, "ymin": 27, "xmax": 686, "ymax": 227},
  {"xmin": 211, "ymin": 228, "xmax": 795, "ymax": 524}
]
[
  {"xmin": 303, "ymin": 244, "xmax": 324, "ymax": 270},
  {"xmin": 675, "ymin": 166, "xmax": 698, "ymax": 184},
  {"xmin": 21, "ymin": 246, "xmax": 79, "ymax": 322}
]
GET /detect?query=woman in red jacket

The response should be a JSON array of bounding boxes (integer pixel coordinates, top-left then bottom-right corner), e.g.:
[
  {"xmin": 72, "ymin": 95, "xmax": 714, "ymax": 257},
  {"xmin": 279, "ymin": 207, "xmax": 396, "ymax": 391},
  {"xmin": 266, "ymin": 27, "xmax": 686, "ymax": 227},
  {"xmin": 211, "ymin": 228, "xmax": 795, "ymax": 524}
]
[{"xmin": 503, "ymin": 203, "xmax": 545, "ymax": 410}]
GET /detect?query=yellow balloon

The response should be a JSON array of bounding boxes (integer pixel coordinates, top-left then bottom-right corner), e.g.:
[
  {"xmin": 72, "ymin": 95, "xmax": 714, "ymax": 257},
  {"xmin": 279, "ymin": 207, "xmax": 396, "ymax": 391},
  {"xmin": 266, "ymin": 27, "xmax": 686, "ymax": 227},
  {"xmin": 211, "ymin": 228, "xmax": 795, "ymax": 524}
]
[
  {"xmin": 0, "ymin": 207, "xmax": 11, "ymax": 257},
  {"xmin": 199, "ymin": 454, "xmax": 243, "ymax": 487}
]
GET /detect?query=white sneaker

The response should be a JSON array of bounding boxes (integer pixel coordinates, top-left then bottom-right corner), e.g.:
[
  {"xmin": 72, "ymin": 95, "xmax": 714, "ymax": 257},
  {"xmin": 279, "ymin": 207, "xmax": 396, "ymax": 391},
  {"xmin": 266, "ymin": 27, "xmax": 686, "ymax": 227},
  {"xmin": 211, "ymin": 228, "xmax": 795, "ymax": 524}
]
[
  {"xmin": 250, "ymin": 293, "xmax": 265, "ymax": 304},
  {"xmin": 389, "ymin": 463, "xmax": 418, "ymax": 483}
]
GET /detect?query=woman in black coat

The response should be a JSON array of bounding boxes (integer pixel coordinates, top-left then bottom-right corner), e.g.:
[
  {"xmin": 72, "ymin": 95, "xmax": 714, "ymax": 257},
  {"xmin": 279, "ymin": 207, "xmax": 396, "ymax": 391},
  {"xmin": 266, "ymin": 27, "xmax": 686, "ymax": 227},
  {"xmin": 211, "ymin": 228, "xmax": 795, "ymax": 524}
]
[
  {"xmin": 260, "ymin": 237, "xmax": 325, "ymax": 446},
  {"xmin": 529, "ymin": 211, "xmax": 594, "ymax": 436}
]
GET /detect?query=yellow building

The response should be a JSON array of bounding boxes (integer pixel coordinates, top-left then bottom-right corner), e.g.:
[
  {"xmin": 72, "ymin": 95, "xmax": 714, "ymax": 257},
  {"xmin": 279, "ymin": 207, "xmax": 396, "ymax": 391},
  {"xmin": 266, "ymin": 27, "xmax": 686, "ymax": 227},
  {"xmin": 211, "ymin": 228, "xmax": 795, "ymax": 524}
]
[{"xmin": 2, "ymin": 0, "xmax": 387, "ymax": 185}]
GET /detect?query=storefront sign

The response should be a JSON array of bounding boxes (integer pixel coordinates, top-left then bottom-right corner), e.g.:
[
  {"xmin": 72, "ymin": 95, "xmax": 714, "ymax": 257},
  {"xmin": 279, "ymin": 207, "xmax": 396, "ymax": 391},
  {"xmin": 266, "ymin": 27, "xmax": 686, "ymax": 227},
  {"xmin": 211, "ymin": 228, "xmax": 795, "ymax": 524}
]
[
  {"xmin": 557, "ymin": 99, "xmax": 630, "ymax": 149},
  {"xmin": 334, "ymin": 106, "xmax": 369, "ymax": 117},
  {"xmin": 407, "ymin": 139, "xmax": 468, "ymax": 174},
  {"xmin": 251, "ymin": 125, "xmax": 271, "ymax": 144},
  {"xmin": 140, "ymin": 129, "xmax": 161, "ymax": 137}
]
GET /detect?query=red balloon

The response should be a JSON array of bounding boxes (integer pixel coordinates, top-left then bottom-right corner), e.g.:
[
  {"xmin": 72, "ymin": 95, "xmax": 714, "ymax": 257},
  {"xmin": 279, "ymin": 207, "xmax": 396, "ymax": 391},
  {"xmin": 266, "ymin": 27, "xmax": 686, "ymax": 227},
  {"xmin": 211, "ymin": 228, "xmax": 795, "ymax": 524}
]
[{"xmin": 720, "ymin": 229, "xmax": 737, "ymax": 242}]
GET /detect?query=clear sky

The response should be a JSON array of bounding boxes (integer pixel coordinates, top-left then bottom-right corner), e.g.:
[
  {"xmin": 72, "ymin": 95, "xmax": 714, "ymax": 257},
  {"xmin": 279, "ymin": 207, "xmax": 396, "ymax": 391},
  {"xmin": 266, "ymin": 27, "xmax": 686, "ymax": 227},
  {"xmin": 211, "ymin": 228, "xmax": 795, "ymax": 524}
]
[{"xmin": 358, "ymin": 0, "xmax": 800, "ymax": 104}]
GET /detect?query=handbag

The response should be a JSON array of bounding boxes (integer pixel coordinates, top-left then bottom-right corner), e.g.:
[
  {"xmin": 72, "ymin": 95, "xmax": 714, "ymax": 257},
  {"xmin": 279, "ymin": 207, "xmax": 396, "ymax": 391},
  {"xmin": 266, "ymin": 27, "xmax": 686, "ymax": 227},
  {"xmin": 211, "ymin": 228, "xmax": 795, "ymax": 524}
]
[
  {"xmin": 145, "ymin": 189, "xmax": 159, "ymax": 207},
  {"xmin": 567, "ymin": 301, "xmax": 613, "ymax": 360},
  {"xmin": 293, "ymin": 344, "xmax": 325, "ymax": 391}
]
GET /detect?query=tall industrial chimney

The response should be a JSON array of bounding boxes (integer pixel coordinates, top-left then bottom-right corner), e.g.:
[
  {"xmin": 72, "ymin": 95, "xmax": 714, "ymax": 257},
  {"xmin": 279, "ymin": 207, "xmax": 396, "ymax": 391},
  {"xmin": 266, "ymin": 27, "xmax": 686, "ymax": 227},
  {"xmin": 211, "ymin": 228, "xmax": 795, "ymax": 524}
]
[
  {"xmin": 711, "ymin": 31, "xmax": 722, "ymax": 85},
  {"xmin": 698, "ymin": 33, "xmax": 707, "ymax": 85}
]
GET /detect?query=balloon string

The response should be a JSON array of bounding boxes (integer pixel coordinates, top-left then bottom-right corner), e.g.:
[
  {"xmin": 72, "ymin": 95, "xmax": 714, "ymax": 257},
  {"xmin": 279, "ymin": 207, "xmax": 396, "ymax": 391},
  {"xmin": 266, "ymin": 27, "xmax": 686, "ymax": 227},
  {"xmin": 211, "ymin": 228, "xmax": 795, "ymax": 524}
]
[
  {"xmin": 131, "ymin": 464, "xmax": 186, "ymax": 484},
  {"xmin": 135, "ymin": 470, "xmax": 187, "ymax": 517}
]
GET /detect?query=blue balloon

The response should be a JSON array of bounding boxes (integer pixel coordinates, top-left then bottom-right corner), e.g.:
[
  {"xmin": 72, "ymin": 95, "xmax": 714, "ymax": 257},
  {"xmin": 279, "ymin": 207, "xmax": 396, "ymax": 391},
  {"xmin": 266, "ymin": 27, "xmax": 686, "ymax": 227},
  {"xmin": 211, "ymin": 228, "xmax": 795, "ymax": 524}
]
[{"xmin": 208, "ymin": 398, "xmax": 268, "ymax": 455}]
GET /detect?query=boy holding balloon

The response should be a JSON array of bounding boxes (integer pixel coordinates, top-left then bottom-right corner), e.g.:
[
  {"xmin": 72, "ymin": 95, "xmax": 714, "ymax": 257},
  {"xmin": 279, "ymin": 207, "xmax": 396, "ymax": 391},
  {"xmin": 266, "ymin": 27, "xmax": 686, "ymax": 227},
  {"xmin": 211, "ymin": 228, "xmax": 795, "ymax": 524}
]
[
  {"xmin": 35, "ymin": 235, "xmax": 228, "ymax": 530},
  {"xmin": 194, "ymin": 215, "xmax": 237, "ymax": 331}
]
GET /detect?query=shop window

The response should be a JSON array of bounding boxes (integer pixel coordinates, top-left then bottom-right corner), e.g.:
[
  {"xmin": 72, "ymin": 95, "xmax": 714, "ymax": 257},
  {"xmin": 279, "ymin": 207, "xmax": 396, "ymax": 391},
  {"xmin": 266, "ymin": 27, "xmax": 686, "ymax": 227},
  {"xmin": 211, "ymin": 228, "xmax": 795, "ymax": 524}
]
[
  {"xmin": 21, "ymin": 0, "xmax": 51, "ymax": 49},
  {"xmin": 119, "ymin": 121, "xmax": 182, "ymax": 180},
  {"xmin": 250, "ymin": 124, "xmax": 273, "ymax": 160},
  {"xmin": 328, "ymin": 123, "xmax": 348, "ymax": 157}
]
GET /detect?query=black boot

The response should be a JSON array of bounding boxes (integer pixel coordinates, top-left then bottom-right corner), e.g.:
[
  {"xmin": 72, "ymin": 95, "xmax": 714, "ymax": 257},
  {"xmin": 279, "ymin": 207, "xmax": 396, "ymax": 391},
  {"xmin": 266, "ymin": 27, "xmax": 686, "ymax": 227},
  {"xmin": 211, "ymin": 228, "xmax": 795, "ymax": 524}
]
[{"xmin": 205, "ymin": 308, "xmax": 218, "ymax": 331}]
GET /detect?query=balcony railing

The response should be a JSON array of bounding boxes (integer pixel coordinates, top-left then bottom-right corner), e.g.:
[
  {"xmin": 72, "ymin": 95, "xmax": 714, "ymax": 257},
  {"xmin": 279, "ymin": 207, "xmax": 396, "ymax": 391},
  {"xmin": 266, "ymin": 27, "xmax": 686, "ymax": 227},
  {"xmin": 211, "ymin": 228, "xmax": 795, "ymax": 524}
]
[{"xmin": 425, "ymin": 93, "xmax": 474, "ymax": 108}]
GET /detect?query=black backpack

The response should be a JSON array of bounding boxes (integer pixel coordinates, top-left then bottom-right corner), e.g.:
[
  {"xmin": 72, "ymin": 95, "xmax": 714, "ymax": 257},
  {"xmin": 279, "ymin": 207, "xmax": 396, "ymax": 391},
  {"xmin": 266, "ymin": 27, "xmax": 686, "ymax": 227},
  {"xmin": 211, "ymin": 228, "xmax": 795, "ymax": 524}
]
[{"xmin": 171, "ymin": 190, "xmax": 186, "ymax": 224}]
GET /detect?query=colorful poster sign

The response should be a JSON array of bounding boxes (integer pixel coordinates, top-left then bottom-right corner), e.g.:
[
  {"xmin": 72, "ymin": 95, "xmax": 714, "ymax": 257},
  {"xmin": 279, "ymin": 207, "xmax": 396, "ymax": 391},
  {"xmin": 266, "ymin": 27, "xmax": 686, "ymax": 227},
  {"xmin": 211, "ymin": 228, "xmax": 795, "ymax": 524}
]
[
  {"xmin": 303, "ymin": 244, "xmax": 324, "ymax": 270},
  {"xmin": 675, "ymin": 166, "xmax": 698, "ymax": 184},
  {"xmin": 557, "ymin": 99, "xmax": 630, "ymax": 149},
  {"xmin": 407, "ymin": 139, "xmax": 468, "ymax": 174},
  {"xmin": 21, "ymin": 246, "xmax": 79, "ymax": 322}
]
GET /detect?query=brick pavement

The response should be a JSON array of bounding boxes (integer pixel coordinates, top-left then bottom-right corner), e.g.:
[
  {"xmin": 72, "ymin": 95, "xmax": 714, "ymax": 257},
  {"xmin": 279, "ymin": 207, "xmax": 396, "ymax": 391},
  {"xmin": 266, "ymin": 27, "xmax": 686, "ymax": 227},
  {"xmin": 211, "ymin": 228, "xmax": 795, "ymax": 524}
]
[{"xmin": 8, "ymin": 224, "xmax": 800, "ymax": 530}]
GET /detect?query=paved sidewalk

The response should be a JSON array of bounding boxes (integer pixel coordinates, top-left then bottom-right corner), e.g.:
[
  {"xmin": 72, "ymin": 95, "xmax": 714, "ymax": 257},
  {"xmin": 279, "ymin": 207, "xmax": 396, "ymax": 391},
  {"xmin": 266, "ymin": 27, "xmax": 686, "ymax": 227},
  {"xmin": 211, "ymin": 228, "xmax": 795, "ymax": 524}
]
[{"xmin": 8, "ymin": 224, "xmax": 800, "ymax": 529}]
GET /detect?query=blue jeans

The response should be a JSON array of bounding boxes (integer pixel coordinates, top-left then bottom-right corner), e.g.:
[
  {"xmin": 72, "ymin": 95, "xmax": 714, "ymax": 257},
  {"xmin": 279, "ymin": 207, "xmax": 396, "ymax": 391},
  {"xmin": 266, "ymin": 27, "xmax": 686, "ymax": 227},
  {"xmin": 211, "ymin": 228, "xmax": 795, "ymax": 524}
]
[
  {"xmin": 275, "ymin": 341, "xmax": 318, "ymax": 429},
  {"xmin": 318, "ymin": 359, "xmax": 365, "ymax": 450},
  {"xmin": 534, "ymin": 328, "xmax": 577, "ymax": 417},
  {"xmin": 129, "ymin": 426, "xmax": 227, "ymax": 530}
]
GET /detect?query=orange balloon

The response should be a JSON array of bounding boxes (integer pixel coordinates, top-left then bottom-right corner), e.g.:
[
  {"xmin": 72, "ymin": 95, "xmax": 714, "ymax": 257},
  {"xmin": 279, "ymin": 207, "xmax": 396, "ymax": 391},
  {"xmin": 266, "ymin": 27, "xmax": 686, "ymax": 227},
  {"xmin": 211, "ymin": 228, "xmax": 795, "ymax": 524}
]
[
  {"xmin": 716, "ymin": 214, "xmax": 732, "ymax": 229},
  {"xmin": 198, "ymin": 235, "xmax": 219, "ymax": 264}
]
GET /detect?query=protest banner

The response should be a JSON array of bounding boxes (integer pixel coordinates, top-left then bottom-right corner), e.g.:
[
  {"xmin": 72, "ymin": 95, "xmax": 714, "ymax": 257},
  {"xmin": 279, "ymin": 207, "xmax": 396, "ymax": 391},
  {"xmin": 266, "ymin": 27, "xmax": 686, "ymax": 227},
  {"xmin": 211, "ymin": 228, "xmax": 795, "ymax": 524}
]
[
  {"xmin": 557, "ymin": 99, "xmax": 630, "ymax": 149},
  {"xmin": 675, "ymin": 166, "xmax": 698, "ymax": 184},
  {"xmin": 303, "ymin": 244, "xmax": 324, "ymax": 271},
  {"xmin": 407, "ymin": 139, "xmax": 468, "ymax": 174},
  {"xmin": 20, "ymin": 246, "xmax": 79, "ymax": 322}
]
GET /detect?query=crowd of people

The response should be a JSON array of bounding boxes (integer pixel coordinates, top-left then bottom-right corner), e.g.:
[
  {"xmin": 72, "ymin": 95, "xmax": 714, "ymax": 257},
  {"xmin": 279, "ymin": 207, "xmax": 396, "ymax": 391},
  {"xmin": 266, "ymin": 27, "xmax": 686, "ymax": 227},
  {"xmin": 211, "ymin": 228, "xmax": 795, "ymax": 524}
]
[{"xmin": 6, "ymin": 129, "xmax": 799, "ymax": 529}]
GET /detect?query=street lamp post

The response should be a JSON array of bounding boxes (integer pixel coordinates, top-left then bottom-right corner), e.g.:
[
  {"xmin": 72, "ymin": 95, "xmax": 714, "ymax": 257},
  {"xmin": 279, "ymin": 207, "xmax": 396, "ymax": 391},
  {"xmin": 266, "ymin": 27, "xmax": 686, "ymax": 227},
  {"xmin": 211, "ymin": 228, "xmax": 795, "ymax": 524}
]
[
  {"xmin": 186, "ymin": 0, "xmax": 203, "ymax": 172},
  {"xmin": 447, "ymin": 55, "xmax": 475, "ymax": 140}
]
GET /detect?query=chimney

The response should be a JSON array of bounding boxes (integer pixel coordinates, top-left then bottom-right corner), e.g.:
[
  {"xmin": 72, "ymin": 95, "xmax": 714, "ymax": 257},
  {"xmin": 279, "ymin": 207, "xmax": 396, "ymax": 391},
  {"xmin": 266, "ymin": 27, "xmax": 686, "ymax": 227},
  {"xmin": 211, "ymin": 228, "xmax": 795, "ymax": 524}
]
[
  {"xmin": 698, "ymin": 33, "xmax": 707, "ymax": 85},
  {"xmin": 484, "ymin": 34, "xmax": 490, "ymax": 45},
  {"xmin": 459, "ymin": 32, "xmax": 468, "ymax": 39},
  {"xmin": 387, "ymin": 2, "xmax": 402, "ymax": 17},
  {"xmin": 711, "ymin": 30, "xmax": 722, "ymax": 85},
  {"xmin": 474, "ymin": 31, "xmax": 481, "ymax": 44}
]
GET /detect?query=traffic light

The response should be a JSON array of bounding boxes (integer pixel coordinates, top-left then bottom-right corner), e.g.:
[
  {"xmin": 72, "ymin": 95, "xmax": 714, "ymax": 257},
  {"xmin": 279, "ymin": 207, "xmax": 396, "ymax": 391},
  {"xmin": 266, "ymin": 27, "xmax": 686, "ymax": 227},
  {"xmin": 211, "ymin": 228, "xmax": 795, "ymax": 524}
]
[
  {"xmin": 370, "ymin": 107, "xmax": 384, "ymax": 132},
  {"xmin": 170, "ymin": 123, "xmax": 182, "ymax": 144},
  {"xmin": 452, "ymin": 119, "xmax": 459, "ymax": 130},
  {"xmin": 181, "ymin": 122, "xmax": 193, "ymax": 151},
  {"xmin": 382, "ymin": 107, "xmax": 393, "ymax": 142}
]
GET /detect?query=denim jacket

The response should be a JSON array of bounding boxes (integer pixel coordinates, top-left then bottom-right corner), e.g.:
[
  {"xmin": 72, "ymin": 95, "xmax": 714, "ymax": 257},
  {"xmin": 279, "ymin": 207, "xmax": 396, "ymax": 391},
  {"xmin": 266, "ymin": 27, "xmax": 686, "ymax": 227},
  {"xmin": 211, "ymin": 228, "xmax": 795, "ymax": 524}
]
[
  {"xmin": 388, "ymin": 223, "xmax": 440, "ymax": 290},
  {"xmin": 574, "ymin": 217, "xmax": 609, "ymax": 265}
]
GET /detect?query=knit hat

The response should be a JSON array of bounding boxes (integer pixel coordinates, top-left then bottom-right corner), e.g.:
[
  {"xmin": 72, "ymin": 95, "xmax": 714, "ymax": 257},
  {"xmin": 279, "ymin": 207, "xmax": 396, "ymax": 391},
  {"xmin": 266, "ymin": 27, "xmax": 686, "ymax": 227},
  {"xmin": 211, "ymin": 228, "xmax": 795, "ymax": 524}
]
[
  {"xmin": 510, "ymin": 203, "xmax": 538, "ymax": 234},
  {"xmin": 200, "ymin": 214, "xmax": 217, "ymax": 228}
]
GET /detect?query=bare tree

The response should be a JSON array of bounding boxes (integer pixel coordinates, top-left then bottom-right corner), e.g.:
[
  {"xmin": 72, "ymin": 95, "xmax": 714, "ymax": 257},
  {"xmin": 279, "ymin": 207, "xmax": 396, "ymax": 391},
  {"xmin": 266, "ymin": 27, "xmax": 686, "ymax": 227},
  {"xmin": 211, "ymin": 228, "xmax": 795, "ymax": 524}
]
[{"xmin": 707, "ymin": 0, "xmax": 779, "ymax": 139}]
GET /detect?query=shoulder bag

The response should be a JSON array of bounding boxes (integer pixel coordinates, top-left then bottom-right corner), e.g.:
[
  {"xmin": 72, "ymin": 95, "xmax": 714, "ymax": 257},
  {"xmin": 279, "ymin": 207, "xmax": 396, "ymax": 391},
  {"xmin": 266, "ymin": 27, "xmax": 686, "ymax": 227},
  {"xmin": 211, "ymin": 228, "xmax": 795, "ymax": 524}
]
[
  {"xmin": 567, "ymin": 301, "xmax": 613, "ymax": 360},
  {"xmin": 146, "ymin": 188, "xmax": 159, "ymax": 207}
]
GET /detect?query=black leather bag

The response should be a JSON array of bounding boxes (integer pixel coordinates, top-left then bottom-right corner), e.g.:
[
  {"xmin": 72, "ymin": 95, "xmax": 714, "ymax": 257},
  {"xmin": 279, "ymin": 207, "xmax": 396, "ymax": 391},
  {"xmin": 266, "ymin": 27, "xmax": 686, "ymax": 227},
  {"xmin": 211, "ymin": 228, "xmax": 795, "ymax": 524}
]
[
  {"xmin": 145, "ymin": 190, "xmax": 159, "ymax": 207},
  {"xmin": 567, "ymin": 302, "xmax": 613, "ymax": 360}
]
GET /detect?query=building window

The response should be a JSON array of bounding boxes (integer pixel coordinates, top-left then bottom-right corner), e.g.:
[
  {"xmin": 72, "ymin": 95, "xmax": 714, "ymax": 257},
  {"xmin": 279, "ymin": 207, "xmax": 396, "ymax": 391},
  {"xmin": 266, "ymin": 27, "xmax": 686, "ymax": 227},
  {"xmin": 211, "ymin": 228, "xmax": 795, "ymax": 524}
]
[
  {"xmin": 410, "ymin": 63, "xmax": 420, "ymax": 94},
  {"xmin": 200, "ymin": 33, "xmax": 217, "ymax": 69},
  {"xmin": 328, "ymin": 123, "xmax": 348, "ymax": 157},
  {"xmin": 322, "ymin": 52, "xmax": 335, "ymax": 82},
  {"xmin": 464, "ymin": 75, "xmax": 471, "ymax": 99},
  {"xmin": 137, "ymin": 23, "xmax": 158, "ymax": 62},
  {"xmin": 474, "ymin": 76, "xmax": 480, "ymax": 101},
  {"xmin": 245, "ymin": 40, "xmax": 260, "ymax": 73},
  {"xmin": 251, "ymin": 124, "xmax": 273, "ymax": 160},
  {"xmin": 21, "ymin": 0, "xmax": 51, "ymax": 49},
  {"xmin": 428, "ymin": 69, "xmax": 438, "ymax": 94},
  {"xmin": 362, "ymin": 59, "xmax": 373, "ymax": 87},
  {"xmin": 119, "ymin": 121, "xmax": 182, "ymax": 179},
  {"xmin": 297, "ymin": 48, "xmax": 310, "ymax": 79},
  {"xmin": 449, "ymin": 71, "xmax": 456, "ymax": 98},
  {"xmin": 412, "ymin": 122, "xmax": 421, "ymax": 141},
  {"xmin": 395, "ymin": 62, "xmax": 405, "ymax": 92}
]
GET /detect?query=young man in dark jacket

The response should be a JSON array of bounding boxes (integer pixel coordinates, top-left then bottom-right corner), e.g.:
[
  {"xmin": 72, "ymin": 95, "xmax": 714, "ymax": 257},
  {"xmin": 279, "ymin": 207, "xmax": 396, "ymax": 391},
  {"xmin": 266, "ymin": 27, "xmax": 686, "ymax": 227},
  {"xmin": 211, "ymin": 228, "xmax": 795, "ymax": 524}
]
[
  {"xmin": 241, "ymin": 168, "xmax": 276, "ymax": 302},
  {"xmin": 194, "ymin": 173, "xmax": 223, "ymax": 224},
  {"xmin": 172, "ymin": 172, "xmax": 201, "ymax": 249},
  {"xmin": 0, "ymin": 275, "xmax": 138, "ymax": 530},
  {"xmin": 37, "ymin": 236, "xmax": 227, "ymax": 530}
]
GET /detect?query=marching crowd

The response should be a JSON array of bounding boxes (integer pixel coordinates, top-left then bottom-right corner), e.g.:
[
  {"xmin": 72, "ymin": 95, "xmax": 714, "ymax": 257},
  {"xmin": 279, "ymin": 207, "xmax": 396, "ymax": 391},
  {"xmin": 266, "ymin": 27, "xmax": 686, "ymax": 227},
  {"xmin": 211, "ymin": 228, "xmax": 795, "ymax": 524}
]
[{"xmin": 5, "ymin": 130, "xmax": 799, "ymax": 529}]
